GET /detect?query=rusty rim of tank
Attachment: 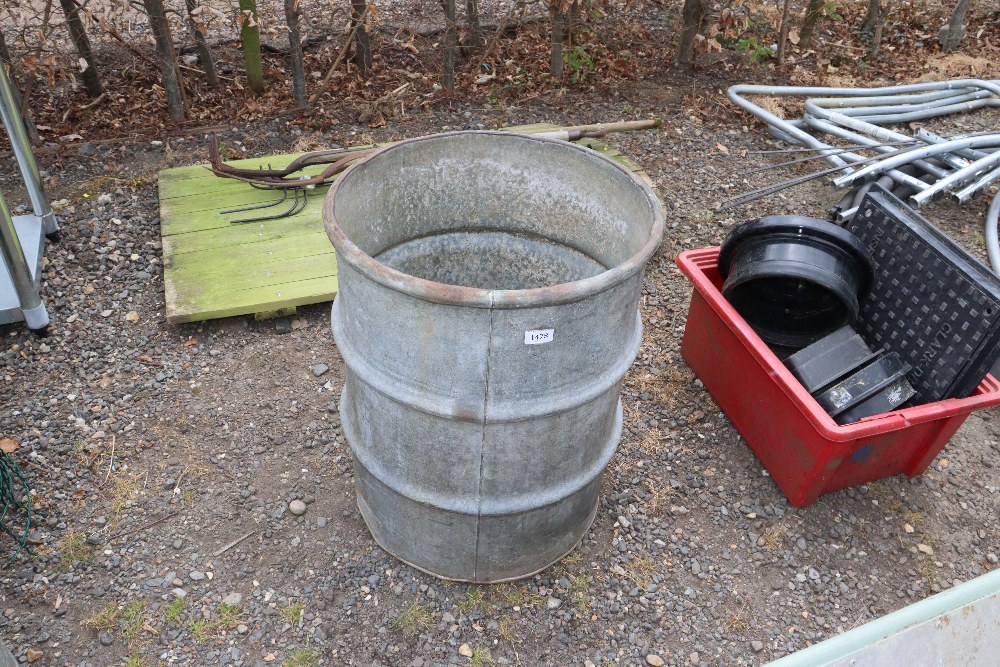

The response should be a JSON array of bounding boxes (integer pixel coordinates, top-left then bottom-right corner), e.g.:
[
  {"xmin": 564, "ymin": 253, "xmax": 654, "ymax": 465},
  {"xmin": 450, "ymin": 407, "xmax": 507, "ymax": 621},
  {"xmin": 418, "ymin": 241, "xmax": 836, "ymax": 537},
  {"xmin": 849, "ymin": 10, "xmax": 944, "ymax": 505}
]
[{"xmin": 323, "ymin": 130, "xmax": 665, "ymax": 308}]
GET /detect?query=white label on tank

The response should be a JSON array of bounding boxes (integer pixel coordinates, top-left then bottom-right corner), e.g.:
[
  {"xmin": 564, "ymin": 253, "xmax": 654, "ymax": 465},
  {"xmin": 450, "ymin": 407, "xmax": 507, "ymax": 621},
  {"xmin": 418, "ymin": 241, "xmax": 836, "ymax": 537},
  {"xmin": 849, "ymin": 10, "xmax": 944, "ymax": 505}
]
[{"xmin": 524, "ymin": 329, "xmax": 554, "ymax": 345}]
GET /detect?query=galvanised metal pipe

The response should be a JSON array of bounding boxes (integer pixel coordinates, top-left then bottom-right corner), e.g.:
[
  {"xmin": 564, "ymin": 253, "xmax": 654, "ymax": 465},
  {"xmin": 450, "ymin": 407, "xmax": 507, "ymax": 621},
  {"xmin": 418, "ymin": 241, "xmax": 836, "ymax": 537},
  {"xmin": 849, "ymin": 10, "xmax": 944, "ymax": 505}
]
[
  {"xmin": 914, "ymin": 128, "xmax": 974, "ymax": 170},
  {"xmin": 809, "ymin": 89, "xmax": 994, "ymax": 118},
  {"xmin": 784, "ymin": 114, "xmax": 948, "ymax": 181},
  {"xmin": 806, "ymin": 88, "xmax": 982, "ymax": 108},
  {"xmin": 888, "ymin": 168, "xmax": 938, "ymax": 202},
  {"xmin": 804, "ymin": 105, "xmax": 954, "ymax": 179},
  {"xmin": 324, "ymin": 131, "xmax": 664, "ymax": 582},
  {"xmin": 845, "ymin": 98, "xmax": 1000, "ymax": 124},
  {"xmin": 730, "ymin": 79, "xmax": 1000, "ymax": 102},
  {"xmin": 778, "ymin": 118, "xmax": 932, "ymax": 182},
  {"xmin": 799, "ymin": 118, "xmax": 938, "ymax": 189},
  {"xmin": 0, "ymin": 187, "xmax": 48, "ymax": 329},
  {"xmin": 0, "ymin": 61, "xmax": 57, "ymax": 235},
  {"xmin": 987, "ymin": 191, "xmax": 1000, "ymax": 274},
  {"xmin": 911, "ymin": 150, "xmax": 1000, "ymax": 206},
  {"xmin": 730, "ymin": 80, "xmax": 1000, "ymax": 172},
  {"xmin": 954, "ymin": 165, "xmax": 1000, "ymax": 203},
  {"xmin": 833, "ymin": 135, "xmax": 1000, "ymax": 188},
  {"xmin": 742, "ymin": 140, "xmax": 917, "ymax": 177},
  {"xmin": 835, "ymin": 175, "xmax": 897, "ymax": 223},
  {"xmin": 916, "ymin": 127, "xmax": 990, "ymax": 160},
  {"xmin": 804, "ymin": 101, "xmax": 997, "ymax": 179}
]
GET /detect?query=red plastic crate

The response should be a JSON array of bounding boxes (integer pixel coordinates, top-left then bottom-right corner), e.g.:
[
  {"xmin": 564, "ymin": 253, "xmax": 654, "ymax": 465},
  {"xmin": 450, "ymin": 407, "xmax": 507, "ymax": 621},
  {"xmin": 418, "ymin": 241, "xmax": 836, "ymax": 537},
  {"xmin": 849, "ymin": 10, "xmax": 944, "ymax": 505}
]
[{"xmin": 677, "ymin": 247, "xmax": 1000, "ymax": 507}]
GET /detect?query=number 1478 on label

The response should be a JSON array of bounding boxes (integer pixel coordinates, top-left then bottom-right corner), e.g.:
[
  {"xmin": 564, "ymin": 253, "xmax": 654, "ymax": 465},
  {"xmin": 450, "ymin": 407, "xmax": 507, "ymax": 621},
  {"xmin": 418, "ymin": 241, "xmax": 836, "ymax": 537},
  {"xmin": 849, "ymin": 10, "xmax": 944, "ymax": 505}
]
[{"xmin": 525, "ymin": 329, "xmax": 554, "ymax": 345}]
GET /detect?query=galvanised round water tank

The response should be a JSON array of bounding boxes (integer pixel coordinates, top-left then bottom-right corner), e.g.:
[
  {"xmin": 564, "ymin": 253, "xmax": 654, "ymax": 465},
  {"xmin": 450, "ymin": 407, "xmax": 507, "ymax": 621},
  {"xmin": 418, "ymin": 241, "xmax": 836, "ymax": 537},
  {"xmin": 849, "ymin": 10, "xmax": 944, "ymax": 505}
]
[{"xmin": 324, "ymin": 131, "xmax": 664, "ymax": 582}]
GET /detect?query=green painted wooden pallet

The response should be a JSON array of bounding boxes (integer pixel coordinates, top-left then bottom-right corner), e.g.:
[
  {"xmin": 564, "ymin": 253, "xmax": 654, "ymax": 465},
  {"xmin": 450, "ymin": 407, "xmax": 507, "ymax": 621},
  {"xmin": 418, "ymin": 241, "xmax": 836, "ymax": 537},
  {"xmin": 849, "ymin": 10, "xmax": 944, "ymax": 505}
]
[{"xmin": 158, "ymin": 126, "xmax": 653, "ymax": 324}]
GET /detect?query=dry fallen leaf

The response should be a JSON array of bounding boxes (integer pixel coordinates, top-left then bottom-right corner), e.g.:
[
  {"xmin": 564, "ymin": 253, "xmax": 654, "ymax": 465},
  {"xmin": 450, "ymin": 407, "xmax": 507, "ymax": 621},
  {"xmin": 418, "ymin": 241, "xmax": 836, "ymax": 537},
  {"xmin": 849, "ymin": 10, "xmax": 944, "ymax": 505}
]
[
  {"xmin": 125, "ymin": 311, "xmax": 140, "ymax": 323},
  {"xmin": 0, "ymin": 437, "xmax": 20, "ymax": 454}
]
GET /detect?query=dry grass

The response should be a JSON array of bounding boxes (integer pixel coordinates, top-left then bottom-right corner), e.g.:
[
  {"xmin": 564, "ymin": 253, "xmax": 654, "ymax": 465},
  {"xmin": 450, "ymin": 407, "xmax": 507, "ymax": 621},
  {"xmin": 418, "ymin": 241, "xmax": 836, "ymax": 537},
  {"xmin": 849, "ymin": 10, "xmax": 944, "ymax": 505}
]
[
  {"xmin": 637, "ymin": 427, "xmax": 666, "ymax": 458},
  {"xmin": 642, "ymin": 477, "xmax": 675, "ymax": 517},
  {"xmin": 82, "ymin": 603, "xmax": 120, "ymax": 632},
  {"xmin": 560, "ymin": 550, "xmax": 583, "ymax": 566},
  {"xmin": 107, "ymin": 470, "xmax": 145, "ymax": 515},
  {"xmin": 495, "ymin": 583, "xmax": 545, "ymax": 609},
  {"xmin": 623, "ymin": 552, "xmax": 657, "ymax": 589},
  {"xmin": 56, "ymin": 530, "xmax": 95, "ymax": 572},
  {"xmin": 634, "ymin": 365, "xmax": 693, "ymax": 412},
  {"xmin": 395, "ymin": 600, "xmax": 434, "ymax": 634},
  {"xmin": 760, "ymin": 525, "xmax": 788, "ymax": 552},
  {"xmin": 457, "ymin": 586, "xmax": 486, "ymax": 615},
  {"xmin": 725, "ymin": 601, "xmax": 751, "ymax": 633}
]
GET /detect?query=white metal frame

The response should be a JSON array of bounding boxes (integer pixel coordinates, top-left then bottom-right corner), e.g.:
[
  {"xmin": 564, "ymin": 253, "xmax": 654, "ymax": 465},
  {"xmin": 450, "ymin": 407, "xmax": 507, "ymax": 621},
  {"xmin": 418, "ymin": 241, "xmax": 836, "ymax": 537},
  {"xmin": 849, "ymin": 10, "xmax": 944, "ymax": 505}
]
[{"xmin": 0, "ymin": 60, "xmax": 55, "ymax": 330}]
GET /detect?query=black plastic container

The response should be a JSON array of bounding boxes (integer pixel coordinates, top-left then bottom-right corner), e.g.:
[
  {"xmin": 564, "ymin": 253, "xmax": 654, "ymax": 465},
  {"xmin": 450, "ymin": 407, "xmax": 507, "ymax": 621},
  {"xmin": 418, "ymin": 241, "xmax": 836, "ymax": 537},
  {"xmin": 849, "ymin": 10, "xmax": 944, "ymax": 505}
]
[
  {"xmin": 785, "ymin": 325, "xmax": 917, "ymax": 425},
  {"xmin": 786, "ymin": 325, "xmax": 879, "ymax": 393},
  {"xmin": 719, "ymin": 216, "xmax": 875, "ymax": 348},
  {"xmin": 814, "ymin": 351, "xmax": 916, "ymax": 425}
]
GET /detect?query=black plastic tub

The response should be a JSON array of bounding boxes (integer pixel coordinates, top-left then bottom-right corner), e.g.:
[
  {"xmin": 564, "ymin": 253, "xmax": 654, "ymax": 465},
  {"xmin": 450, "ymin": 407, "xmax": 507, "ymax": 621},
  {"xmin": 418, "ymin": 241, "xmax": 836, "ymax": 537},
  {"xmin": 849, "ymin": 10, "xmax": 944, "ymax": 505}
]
[{"xmin": 718, "ymin": 216, "xmax": 875, "ymax": 348}]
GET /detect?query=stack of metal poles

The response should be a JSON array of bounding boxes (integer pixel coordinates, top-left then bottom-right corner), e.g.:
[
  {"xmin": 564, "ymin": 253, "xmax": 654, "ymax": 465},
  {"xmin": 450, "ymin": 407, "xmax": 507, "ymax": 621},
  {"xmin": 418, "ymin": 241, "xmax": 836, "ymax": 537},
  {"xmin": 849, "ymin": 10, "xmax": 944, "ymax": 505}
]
[{"xmin": 727, "ymin": 79, "xmax": 1000, "ymax": 274}]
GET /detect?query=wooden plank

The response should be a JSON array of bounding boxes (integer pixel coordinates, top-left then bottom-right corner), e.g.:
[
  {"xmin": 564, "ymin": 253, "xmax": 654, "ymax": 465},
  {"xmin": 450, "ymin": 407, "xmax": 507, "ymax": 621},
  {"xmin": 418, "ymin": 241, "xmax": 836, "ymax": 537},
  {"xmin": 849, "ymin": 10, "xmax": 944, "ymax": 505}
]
[
  {"xmin": 165, "ymin": 235, "xmax": 336, "ymax": 282},
  {"xmin": 504, "ymin": 122, "xmax": 560, "ymax": 132},
  {"xmin": 160, "ymin": 189, "xmax": 323, "ymax": 226},
  {"xmin": 160, "ymin": 148, "xmax": 341, "ymax": 322},
  {"xmin": 164, "ymin": 224, "xmax": 336, "ymax": 321},
  {"xmin": 158, "ymin": 166, "xmax": 332, "ymax": 202},
  {"xmin": 167, "ymin": 275, "xmax": 338, "ymax": 324},
  {"xmin": 255, "ymin": 307, "xmax": 297, "ymax": 321},
  {"xmin": 161, "ymin": 189, "xmax": 324, "ymax": 237},
  {"xmin": 166, "ymin": 254, "xmax": 336, "ymax": 314},
  {"xmin": 575, "ymin": 138, "xmax": 655, "ymax": 190},
  {"xmin": 161, "ymin": 212, "xmax": 323, "ymax": 257}
]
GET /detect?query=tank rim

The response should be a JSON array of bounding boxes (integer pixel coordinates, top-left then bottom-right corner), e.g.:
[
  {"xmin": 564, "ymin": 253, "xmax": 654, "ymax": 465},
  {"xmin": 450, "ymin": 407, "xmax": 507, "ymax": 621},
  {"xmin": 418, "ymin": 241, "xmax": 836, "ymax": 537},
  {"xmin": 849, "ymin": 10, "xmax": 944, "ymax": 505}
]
[{"xmin": 323, "ymin": 130, "xmax": 666, "ymax": 309}]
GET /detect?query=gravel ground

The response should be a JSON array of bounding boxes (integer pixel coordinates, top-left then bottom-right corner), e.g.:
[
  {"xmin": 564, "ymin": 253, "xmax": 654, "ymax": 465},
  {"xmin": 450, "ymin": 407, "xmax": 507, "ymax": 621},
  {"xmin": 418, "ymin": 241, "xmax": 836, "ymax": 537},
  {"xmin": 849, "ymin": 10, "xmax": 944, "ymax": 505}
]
[{"xmin": 1, "ymin": 76, "xmax": 999, "ymax": 667}]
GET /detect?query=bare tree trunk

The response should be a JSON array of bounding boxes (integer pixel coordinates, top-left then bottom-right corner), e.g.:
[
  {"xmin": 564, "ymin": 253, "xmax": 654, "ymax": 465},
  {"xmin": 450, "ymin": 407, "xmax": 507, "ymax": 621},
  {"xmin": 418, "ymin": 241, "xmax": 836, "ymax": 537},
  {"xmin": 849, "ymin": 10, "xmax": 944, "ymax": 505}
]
[
  {"xmin": 675, "ymin": 0, "xmax": 707, "ymax": 67},
  {"xmin": 550, "ymin": 7, "xmax": 564, "ymax": 78},
  {"xmin": 465, "ymin": 0, "xmax": 485, "ymax": 48},
  {"xmin": 142, "ymin": 0, "xmax": 188, "ymax": 120},
  {"xmin": 799, "ymin": 0, "xmax": 824, "ymax": 47},
  {"xmin": 58, "ymin": 0, "xmax": 103, "ymax": 97},
  {"xmin": 239, "ymin": 0, "xmax": 265, "ymax": 94},
  {"xmin": 870, "ymin": 0, "xmax": 893, "ymax": 57},
  {"xmin": 442, "ymin": 0, "xmax": 457, "ymax": 89},
  {"xmin": 940, "ymin": 0, "xmax": 972, "ymax": 51},
  {"xmin": 285, "ymin": 0, "xmax": 307, "ymax": 106},
  {"xmin": 776, "ymin": 0, "xmax": 792, "ymax": 64},
  {"xmin": 351, "ymin": 0, "xmax": 372, "ymax": 70},
  {"xmin": 0, "ymin": 31, "xmax": 41, "ymax": 144},
  {"xmin": 860, "ymin": 0, "xmax": 882, "ymax": 41},
  {"xmin": 185, "ymin": 0, "xmax": 219, "ymax": 86},
  {"xmin": 566, "ymin": 2, "xmax": 580, "ymax": 45}
]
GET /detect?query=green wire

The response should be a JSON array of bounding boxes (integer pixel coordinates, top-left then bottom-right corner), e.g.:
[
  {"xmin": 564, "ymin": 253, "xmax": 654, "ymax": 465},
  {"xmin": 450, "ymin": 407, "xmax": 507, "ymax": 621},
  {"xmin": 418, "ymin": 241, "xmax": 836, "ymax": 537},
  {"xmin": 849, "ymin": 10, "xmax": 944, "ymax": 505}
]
[{"xmin": 0, "ymin": 451, "xmax": 32, "ymax": 559}]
